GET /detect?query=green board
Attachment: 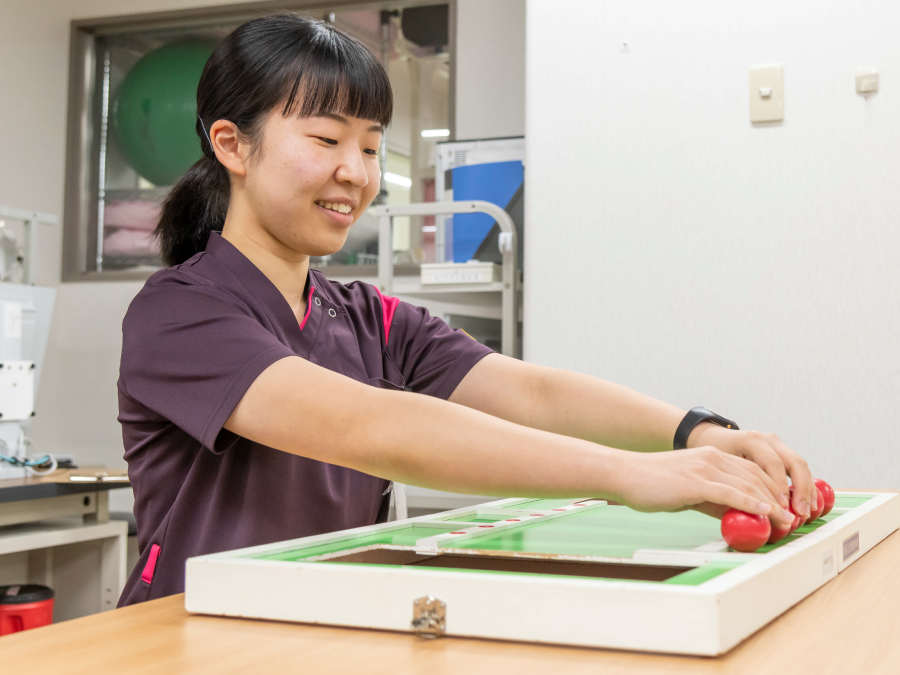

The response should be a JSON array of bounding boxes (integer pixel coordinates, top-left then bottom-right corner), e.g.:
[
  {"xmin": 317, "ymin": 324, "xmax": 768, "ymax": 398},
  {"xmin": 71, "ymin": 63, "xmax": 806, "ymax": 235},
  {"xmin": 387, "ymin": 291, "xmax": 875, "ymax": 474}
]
[
  {"xmin": 833, "ymin": 494, "xmax": 873, "ymax": 509},
  {"xmin": 253, "ymin": 525, "xmax": 459, "ymax": 562},
  {"xmin": 447, "ymin": 507, "xmax": 721, "ymax": 559},
  {"xmin": 663, "ymin": 561, "xmax": 743, "ymax": 585},
  {"xmin": 243, "ymin": 494, "xmax": 873, "ymax": 587},
  {"xmin": 442, "ymin": 514, "xmax": 509, "ymax": 523},
  {"xmin": 499, "ymin": 498, "xmax": 587, "ymax": 510}
]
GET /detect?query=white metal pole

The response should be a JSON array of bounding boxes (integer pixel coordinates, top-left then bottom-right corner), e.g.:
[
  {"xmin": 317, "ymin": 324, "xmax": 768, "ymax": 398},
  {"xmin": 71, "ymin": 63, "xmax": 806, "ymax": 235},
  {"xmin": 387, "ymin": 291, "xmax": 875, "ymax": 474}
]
[
  {"xmin": 393, "ymin": 483, "xmax": 408, "ymax": 521},
  {"xmin": 23, "ymin": 218, "xmax": 38, "ymax": 285},
  {"xmin": 377, "ymin": 214, "xmax": 393, "ymax": 294}
]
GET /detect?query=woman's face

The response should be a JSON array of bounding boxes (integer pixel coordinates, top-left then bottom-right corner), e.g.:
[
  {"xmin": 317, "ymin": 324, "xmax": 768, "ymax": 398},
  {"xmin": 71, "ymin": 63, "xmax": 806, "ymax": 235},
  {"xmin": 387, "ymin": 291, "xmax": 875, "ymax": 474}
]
[{"xmin": 240, "ymin": 108, "xmax": 384, "ymax": 257}]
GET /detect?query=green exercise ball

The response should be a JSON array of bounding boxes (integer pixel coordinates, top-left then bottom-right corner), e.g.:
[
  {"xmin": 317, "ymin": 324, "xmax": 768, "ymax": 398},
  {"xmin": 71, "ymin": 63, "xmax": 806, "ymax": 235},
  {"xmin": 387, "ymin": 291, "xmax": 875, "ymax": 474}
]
[{"xmin": 112, "ymin": 40, "xmax": 216, "ymax": 186}]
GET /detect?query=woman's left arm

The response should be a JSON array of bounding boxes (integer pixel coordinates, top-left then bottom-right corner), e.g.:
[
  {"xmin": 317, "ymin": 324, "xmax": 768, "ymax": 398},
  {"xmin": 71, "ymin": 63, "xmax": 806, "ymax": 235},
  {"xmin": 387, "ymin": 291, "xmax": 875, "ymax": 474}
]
[{"xmin": 450, "ymin": 353, "xmax": 816, "ymax": 520}]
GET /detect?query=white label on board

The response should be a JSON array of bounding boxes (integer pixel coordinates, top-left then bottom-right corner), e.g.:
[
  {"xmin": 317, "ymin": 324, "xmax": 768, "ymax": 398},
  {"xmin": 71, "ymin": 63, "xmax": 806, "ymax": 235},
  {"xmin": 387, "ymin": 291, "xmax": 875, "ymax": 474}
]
[
  {"xmin": 822, "ymin": 550, "xmax": 834, "ymax": 576},
  {"xmin": 4, "ymin": 303, "xmax": 22, "ymax": 339},
  {"xmin": 842, "ymin": 532, "xmax": 860, "ymax": 562}
]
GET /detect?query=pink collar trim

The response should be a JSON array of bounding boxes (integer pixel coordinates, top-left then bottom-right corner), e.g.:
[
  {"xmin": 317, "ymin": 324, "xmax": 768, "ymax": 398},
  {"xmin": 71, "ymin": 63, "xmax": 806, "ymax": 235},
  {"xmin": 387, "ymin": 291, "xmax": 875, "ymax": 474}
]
[{"xmin": 299, "ymin": 285, "xmax": 316, "ymax": 330}]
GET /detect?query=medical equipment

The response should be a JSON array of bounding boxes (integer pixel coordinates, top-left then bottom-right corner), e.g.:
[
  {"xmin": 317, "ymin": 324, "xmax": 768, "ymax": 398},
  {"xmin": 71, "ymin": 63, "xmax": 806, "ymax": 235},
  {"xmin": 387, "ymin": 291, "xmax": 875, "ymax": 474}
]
[{"xmin": 0, "ymin": 207, "xmax": 57, "ymax": 480}]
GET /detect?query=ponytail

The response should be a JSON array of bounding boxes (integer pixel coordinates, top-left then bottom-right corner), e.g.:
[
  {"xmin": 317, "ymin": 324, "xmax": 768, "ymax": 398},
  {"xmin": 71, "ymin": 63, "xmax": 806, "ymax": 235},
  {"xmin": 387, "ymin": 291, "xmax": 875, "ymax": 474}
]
[
  {"xmin": 153, "ymin": 13, "xmax": 393, "ymax": 267},
  {"xmin": 155, "ymin": 150, "xmax": 229, "ymax": 267}
]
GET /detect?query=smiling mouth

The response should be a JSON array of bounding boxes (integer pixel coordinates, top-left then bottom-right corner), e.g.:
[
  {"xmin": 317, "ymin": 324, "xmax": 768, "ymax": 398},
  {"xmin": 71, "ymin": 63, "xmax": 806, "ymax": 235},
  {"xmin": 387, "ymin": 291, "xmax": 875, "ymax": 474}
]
[{"xmin": 315, "ymin": 200, "xmax": 353, "ymax": 215}]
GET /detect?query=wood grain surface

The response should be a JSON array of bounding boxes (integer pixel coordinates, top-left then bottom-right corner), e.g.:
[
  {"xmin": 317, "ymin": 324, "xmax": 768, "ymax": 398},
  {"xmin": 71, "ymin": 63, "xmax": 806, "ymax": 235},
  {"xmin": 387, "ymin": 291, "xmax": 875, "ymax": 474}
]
[
  {"xmin": 2, "ymin": 517, "xmax": 897, "ymax": 673},
  {"xmin": 0, "ymin": 467, "xmax": 128, "ymax": 487}
]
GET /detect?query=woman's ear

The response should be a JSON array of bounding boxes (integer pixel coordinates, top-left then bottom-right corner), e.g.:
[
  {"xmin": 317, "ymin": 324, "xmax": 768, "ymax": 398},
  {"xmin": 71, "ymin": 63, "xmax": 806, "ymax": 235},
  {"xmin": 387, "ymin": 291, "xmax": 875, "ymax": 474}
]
[{"xmin": 209, "ymin": 120, "xmax": 247, "ymax": 177}]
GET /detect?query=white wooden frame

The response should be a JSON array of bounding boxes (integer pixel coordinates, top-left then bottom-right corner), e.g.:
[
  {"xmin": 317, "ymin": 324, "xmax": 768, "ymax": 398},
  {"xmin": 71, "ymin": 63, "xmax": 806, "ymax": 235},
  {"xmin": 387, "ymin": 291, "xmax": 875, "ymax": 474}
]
[{"xmin": 185, "ymin": 492, "xmax": 899, "ymax": 656}]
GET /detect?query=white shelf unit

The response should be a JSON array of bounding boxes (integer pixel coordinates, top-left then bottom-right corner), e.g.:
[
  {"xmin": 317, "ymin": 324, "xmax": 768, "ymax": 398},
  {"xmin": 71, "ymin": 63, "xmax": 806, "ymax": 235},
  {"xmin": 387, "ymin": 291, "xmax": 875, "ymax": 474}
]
[
  {"xmin": 0, "ymin": 519, "xmax": 127, "ymax": 619},
  {"xmin": 0, "ymin": 491, "xmax": 128, "ymax": 622}
]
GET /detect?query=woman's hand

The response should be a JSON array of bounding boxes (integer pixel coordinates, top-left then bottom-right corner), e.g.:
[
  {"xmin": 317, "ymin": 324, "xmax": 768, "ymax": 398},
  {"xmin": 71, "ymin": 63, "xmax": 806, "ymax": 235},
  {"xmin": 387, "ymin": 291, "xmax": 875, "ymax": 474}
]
[
  {"xmin": 615, "ymin": 445, "xmax": 795, "ymax": 529},
  {"xmin": 687, "ymin": 423, "xmax": 816, "ymax": 523}
]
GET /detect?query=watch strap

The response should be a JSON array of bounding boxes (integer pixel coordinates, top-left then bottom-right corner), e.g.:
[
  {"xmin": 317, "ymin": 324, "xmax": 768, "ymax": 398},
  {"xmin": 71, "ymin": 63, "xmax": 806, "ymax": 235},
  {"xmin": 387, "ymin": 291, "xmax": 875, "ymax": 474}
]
[{"xmin": 673, "ymin": 407, "xmax": 739, "ymax": 450}]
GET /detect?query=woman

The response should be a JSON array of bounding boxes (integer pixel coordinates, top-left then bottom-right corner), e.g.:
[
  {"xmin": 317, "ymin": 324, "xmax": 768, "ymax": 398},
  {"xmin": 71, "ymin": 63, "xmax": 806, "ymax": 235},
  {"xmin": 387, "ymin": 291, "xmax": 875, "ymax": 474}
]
[{"xmin": 117, "ymin": 14, "xmax": 813, "ymax": 606}]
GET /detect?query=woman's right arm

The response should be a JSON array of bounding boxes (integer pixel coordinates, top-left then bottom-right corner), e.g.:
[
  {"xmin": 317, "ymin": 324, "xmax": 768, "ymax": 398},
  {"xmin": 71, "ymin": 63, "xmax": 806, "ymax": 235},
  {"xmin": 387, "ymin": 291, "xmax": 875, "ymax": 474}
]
[{"xmin": 224, "ymin": 356, "xmax": 794, "ymax": 528}]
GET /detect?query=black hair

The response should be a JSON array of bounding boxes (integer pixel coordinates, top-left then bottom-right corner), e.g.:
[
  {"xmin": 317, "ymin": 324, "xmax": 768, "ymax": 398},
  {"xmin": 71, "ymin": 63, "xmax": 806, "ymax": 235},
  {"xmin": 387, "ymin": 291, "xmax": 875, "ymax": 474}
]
[{"xmin": 156, "ymin": 13, "xmax": 393, "ymax": 266}]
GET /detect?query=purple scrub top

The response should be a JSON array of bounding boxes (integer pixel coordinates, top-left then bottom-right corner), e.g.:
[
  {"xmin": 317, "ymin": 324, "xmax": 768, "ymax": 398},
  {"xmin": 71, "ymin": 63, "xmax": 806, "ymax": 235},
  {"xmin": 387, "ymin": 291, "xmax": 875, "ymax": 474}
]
[{"xmin": 117, "ymin": 232, "xmax": 493, "ymax": 606}]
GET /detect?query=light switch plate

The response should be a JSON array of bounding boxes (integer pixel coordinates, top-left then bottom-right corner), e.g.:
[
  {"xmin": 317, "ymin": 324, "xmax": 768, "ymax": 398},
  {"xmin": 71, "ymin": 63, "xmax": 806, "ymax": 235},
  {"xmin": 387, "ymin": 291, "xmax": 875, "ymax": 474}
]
[
  {"xmin": 749, "ymin": 65, "xmax": 784, "ymax": 123},
  {"xmin": 856, "ymin": 71, "xmax": 878, "ymax": 95}
]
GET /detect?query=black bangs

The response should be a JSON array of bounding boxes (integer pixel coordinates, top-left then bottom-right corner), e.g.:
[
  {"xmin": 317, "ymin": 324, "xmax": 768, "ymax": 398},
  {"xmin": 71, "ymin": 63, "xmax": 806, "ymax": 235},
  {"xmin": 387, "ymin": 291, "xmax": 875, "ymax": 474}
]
[
  {"xmin": 280, "ymin": 24, "xmax": 393, "ymax": 128},
  {"xmin": 196, "ymin": 15, "xmax": 393, "ymax": 154}
]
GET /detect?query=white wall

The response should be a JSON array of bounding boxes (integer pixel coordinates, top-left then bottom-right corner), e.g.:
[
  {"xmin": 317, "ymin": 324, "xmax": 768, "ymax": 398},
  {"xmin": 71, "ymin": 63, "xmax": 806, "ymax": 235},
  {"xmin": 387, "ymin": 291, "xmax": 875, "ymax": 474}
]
[
  {"xmin": 525, "ymin": 0, "xmax": 900, "ymax": 488},
  {"xmin": 455, "ymin": 0, "xmax": 526, "ymax": 140}
]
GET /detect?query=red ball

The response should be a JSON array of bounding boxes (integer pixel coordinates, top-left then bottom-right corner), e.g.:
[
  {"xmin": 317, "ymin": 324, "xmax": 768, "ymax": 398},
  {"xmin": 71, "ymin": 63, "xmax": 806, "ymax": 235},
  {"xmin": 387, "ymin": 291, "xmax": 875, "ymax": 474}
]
[
  {"xmin": 767, "ymin": 519, "xmax": 792, "ymax": 545},
  {"xmin": 814, "ymin": 478, "xmax": 836, "ymax": 517},
  {"xmin": 809, "ymin": 486, "xmax": 826, "ymax": 521},
  {"xmin": 785, "ymin": 488, "xmax": 802, "ymax": 532},
  {"xmin": 788, "ymin": 486, "xmax": 809, "ymax": 527},
  {"xmin": 721, "ymin": 508, "xmax": 772, "ymax": 552}
]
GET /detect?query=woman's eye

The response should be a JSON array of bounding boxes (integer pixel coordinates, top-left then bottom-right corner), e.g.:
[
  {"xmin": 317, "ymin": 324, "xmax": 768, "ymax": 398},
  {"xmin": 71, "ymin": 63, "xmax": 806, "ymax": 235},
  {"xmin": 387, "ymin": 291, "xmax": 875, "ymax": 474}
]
[
  {"xmin": 364, "ymin": 148, "xmax": 378, "ymax": 156},
  {"xmin": 318, "ymin": 137, "xmax": 338, "ymax": 145}
]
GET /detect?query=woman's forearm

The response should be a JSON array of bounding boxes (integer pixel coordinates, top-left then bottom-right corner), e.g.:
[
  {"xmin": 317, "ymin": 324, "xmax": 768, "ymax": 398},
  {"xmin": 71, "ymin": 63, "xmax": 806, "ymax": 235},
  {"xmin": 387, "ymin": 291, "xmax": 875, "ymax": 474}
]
[
  {"xmin": 530, "ymin": 368, "xmax": 685, "ymax": 452},
  {"xmin": 354, "ymin": 387, "xmax": 633, "ymax": 499},
  {"xmin": 451, "ymin": 355, "xmax": 685, "ymax": 453}
]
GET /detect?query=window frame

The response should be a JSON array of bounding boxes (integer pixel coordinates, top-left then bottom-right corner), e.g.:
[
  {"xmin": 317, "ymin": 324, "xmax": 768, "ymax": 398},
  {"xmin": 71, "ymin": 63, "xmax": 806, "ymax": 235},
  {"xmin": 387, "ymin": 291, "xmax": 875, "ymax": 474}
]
[{"xmin": 61, "ymin": 0, "xmax": 457, "ymax": 282}]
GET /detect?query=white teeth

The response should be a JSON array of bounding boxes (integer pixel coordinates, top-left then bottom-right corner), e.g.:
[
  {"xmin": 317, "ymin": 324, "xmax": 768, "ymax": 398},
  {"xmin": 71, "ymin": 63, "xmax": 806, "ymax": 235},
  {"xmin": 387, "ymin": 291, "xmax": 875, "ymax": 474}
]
[{"xmin": 316, "ymin": 201, "xmax": 352, "ymax": 214}]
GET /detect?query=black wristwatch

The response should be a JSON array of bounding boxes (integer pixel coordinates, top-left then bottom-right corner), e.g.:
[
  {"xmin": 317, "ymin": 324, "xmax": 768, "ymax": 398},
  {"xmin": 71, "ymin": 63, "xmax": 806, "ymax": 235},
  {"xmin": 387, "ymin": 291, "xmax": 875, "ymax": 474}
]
[{"xmin": 673, "ymin": 407, "xmax": 739, "ymax": 450}]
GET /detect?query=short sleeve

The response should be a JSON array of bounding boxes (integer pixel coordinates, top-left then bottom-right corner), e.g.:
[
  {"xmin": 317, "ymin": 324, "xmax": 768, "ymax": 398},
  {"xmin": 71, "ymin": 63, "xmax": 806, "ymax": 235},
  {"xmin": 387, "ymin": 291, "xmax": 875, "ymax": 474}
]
[
  {"xmin": 119, "ymin": 284, "xmax": 295, "ymax": 451},
  {"xmin": 382, "ymin": 298, "xmax": 494, "ymax": 399}
]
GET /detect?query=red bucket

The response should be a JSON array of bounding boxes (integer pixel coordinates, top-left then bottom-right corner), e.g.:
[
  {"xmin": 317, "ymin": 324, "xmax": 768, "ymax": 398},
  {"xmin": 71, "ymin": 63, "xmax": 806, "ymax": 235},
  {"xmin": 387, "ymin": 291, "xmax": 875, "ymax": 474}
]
[{"xmin": 0, "ymin": 585, "xmax": 55, "ymax": 635}]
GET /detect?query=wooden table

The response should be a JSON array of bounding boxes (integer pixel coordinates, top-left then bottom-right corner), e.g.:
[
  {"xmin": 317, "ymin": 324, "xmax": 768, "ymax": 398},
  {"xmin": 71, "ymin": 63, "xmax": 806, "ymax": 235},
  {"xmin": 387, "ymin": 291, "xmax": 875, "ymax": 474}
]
[{"xmin": 0, "ymin": 467, "xmax": 129, "ymax": 528}]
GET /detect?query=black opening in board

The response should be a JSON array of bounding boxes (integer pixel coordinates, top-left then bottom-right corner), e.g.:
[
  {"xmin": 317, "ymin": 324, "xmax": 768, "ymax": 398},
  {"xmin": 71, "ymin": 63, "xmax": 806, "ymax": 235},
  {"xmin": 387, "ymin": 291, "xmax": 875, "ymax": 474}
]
[{"xmin": 321, "ymin": 547, "xmax": 691, "ymax": 582}]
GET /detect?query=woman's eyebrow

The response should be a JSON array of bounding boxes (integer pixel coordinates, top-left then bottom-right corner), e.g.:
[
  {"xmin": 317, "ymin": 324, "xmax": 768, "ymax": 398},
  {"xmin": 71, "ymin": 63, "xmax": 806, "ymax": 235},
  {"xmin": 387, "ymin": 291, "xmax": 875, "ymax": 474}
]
[{"xmin": 317, "ymin": 112, "xmax": 384, "ymax": 134}]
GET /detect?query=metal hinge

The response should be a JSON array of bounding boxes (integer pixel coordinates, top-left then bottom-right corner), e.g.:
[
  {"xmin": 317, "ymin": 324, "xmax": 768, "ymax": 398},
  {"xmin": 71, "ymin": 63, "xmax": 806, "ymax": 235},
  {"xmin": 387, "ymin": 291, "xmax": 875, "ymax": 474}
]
[{"xmin": 411, "ymin": 595, "xmax": 446, "ymax": 638}]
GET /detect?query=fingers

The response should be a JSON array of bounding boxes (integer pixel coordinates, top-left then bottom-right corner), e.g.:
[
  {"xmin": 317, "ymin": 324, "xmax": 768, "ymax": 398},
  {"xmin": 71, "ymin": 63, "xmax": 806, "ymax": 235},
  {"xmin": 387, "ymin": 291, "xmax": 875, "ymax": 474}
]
[
  {"xmin": 685, "ymin": 447, "xmax": 791, "ymax": 526},
  {"xmin": 699, "ymin": 427, "xmax": 815, "ymax": 521},
  {"xmin": 736, "ymin": 454, "xmax": 785, "ymax": 507},
  {"xmin": 623, "ymin": 442, "xmax": 810, "ymax": 529},
  {"xmin": 715, "ymin": 452, "xmax": 790, "ymax": 517},
  {"xmin": 691, "ymin": 501, "xmax": 729, "ymax": 520},
  {"xmin": 742, "ymin": 438, "xmax": 790, "ymax": 507},
  {"xmin": 704, "ymin": 465, "xmax": 793, "ymax": 528},
  {"xmin": 700, "ymin": 482, "xmax": 784, "ymax": 522},
  {"xmin": 766, "ymin": 434, "xmax": 815, "ymax": 521}
]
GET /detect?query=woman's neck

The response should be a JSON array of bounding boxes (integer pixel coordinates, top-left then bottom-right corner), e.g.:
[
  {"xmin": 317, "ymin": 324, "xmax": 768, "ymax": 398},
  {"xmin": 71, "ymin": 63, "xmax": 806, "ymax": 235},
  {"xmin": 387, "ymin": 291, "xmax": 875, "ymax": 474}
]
[{"xmin": 221, "ymin": 209, "xmax": 311, "ymax": 323}]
